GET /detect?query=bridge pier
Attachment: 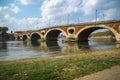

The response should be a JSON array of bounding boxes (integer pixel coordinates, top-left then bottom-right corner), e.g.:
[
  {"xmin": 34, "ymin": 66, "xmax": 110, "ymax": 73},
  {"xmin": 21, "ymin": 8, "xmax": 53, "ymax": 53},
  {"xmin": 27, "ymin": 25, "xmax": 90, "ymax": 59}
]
[
  {"xmin": 116, "ymin": 43, "xmax": 120, "ymax": 48},
  {"xmin": 116, "ymin": 36, "xmax": 120, "ymax": 43},
  {"xmin": 67, "ymin": 38, "xmax": 78, "ymax": 42},
  {"xmin": 37, "ymin": 38, "xmax": 45, "ymax": 42},
  {"xmin": 116, "ymin": 40, "xmax": 120, "ymax": 44},
  {"xmin": 115, "ymin": 33, "xmax": 120, "ymax": 44},
  {"xmin": 115, "ymin": 34, "xmax": 120, "ymax": 48},
  {"xmin": 67, "ymin": 36, "xmax": 89, "ymax": 42}
]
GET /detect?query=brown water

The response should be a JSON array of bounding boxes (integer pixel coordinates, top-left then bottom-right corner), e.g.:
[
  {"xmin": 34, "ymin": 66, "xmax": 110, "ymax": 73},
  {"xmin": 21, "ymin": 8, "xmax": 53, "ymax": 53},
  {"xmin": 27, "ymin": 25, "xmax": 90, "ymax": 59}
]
[{"xmin": 0, "ymin": 38, "xmax": 117, "ymax": 61}]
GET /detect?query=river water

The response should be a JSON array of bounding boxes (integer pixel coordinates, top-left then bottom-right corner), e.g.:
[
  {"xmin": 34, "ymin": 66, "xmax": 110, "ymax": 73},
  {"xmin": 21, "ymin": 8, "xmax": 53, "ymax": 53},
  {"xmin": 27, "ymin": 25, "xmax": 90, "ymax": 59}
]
[{"xmin": 0, "ymin": 38, "xmax": 117, "ymax": 61}]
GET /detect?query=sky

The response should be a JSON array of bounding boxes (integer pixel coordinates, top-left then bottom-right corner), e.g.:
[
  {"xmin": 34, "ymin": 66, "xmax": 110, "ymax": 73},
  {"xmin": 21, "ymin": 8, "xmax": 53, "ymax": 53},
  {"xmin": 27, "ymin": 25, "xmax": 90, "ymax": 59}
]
[{"xmin": 0, "ymin": 0, "xmax": 120, "ymax": 32}]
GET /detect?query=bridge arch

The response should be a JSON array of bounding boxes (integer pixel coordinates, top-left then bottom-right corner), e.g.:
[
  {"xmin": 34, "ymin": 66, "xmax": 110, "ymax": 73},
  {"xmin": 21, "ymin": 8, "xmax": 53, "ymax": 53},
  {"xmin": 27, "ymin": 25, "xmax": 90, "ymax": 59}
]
[
  {"xmin": 76, "ymin": 25, "xmax": 120, "ymax": 41},
  {"xmin": 22, "ymin": 35, "xmax": 28, "ymax": 41},
  {"xmin": 30, "ymin": 32, "xmax": 42, "ymax": 41},
  {"xmin": 17, "ymin": 36, "xmax": 20, "ymax": 40},
  {"xmin": 45, "ymin": 28, "xmax": 67, "ymax": 41}
]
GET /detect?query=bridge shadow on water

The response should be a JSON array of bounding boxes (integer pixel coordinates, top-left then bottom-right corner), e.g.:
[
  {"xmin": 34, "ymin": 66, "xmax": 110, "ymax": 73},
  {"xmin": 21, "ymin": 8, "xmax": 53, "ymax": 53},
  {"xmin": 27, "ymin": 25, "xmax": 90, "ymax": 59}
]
[
  {"xmin": 23, "ymin": 38, "xmax": 119, "ymax": 54},
  {"xmin": 0, "ymin": 39, "xmax": 119, "ymax": 61}
]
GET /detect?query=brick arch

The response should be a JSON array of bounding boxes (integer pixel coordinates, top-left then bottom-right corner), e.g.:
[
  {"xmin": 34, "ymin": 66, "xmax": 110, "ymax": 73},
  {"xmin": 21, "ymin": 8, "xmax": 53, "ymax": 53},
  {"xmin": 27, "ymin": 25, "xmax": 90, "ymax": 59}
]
[
  {"xmin": 76, "ymin": 25, "xmax": 120, "ymax": 41},
  {"xmin": 14, "ymin": 36, "xmax": 18, "ymax": 40},
  {"xmin": 30, "ymin": 32, "xmax": 42, "ymax": 41},
  {"xmin": 44, "ymin": 28, "xmax": 67, "ymax": 41},
  {"xmin": 22, "ymin": 35, "xmax": 28, "ymax": 41},
  {"xmin": 17, "ymin": 36, "xmax": 20, "ymax": 40}
]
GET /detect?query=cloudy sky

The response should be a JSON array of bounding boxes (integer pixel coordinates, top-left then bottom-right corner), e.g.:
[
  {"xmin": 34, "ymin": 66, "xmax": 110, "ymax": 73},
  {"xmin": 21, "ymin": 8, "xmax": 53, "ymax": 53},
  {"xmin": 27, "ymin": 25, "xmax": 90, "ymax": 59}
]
[{"xmin": 0, "ymin": 0, "xmax": 120, "ymax": 32}]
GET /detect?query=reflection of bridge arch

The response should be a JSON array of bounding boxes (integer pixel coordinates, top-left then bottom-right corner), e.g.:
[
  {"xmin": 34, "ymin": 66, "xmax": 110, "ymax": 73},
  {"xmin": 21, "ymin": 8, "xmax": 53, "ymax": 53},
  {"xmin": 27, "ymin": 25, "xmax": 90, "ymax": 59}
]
[
  {"xmin": 30, "ymin": 32, "xmax": 42, "ymax": 41},
  {"xmin": 22, "ymin": 35, "xmax": 28, "ymax": 41},
  {"xmin": 76, "ymin": 25, "xmax": 119, "ymax": 41},
  {"xmin": 45, "ymin": 28, "xmax": 67, "ymax": 41}
]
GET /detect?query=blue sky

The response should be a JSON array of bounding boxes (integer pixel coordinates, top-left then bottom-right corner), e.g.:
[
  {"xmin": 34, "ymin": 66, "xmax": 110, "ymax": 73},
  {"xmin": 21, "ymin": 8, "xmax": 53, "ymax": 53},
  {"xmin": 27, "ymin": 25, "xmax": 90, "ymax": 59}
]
[{"xmin": 0, "ymin": 0, "xmax": 120, "ymax": 32}]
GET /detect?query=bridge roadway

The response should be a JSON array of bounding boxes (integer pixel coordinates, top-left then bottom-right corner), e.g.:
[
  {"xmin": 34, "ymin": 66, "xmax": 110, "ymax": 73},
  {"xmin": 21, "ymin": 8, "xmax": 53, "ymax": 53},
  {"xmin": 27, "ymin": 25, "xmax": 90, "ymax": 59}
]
[{"xmin": 14, "ymin": 20, "xmax": 120, "ymax": 43}]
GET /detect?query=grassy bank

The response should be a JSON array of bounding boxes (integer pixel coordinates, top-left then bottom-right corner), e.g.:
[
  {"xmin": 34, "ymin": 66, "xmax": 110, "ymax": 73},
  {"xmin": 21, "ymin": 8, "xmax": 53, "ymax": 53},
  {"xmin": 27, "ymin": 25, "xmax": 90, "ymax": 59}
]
[{"xmin": 0, "ymin": 48, "xmax": 120, "ymax": 80}]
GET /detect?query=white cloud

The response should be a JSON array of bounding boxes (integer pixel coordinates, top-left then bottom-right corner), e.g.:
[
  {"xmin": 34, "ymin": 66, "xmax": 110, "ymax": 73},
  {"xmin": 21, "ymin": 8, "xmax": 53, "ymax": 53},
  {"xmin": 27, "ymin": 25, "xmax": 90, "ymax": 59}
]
[
  {"xmin": 0, "ymin": 4, "xmax": 41, "ymax": 31},
  {"xmin": 4, "ymin": 14, "xmax": 10, "ymax": 19},
  {"xmin": 39, "ymin": 0, "xmax": 120, "ymax": 27},
  {"xmin": 0, "ymin": 4, "xmax": 20, "ymax": 15},
  {"xmin": 40, "ymin": 0, "xmax": 80, "ymax": 27},
  {"xmin": 11, "ymin": 5, "xmax": 20, "ymax": 13},
  {"xmin": 0, "ymin": 4, "xmax": 21, "ymax": 31},
  {"xmin": 0, "ymin": 0, "xmax": 120, "ymax": 32},
  {"xmin": 20, "ymin": 0, "xmax": 42, "ymax": 5},
  {"xmin": 103, "ymin": 8, "xmax": 119, "ymax": 20},
  {"xmin": 81, "ymin": 0, "xmax": 98, "ymax": 15},
  {"xmin": 80, "ymin": 0, "xmax": 120, "ymax": 20},
  {"xmin": 21, "ymin": 0, "xmax": 29, "ymax": 5}
]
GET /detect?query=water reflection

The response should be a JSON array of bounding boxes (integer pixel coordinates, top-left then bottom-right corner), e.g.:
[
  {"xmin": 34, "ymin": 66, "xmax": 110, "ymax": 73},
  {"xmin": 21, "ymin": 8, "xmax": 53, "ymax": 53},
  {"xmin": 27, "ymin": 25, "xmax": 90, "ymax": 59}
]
[
  {"xmin": 0, "ymin": 41, "xmax": 8, "ymax": 50},
  {"xmin": 78, "ymin": 41, "xmax": 89, "ymax": 49},
  {"xmin": 31, "ymin": 41, "xmax": 40, "ymax": 46},
  {"xmin": 88, "ymin": 38, "xmax": 116, "ymax": 50},
  {"xmin": 0, "ymin": 38, "xmax": 119, "ymax": 61},
  {"xmin": 23, "ymin": 38, "xmax": 117, "ymax": 53},
  {"xmin": 0, "ymin": 41, "xmax": 8, "ymax": 57}
]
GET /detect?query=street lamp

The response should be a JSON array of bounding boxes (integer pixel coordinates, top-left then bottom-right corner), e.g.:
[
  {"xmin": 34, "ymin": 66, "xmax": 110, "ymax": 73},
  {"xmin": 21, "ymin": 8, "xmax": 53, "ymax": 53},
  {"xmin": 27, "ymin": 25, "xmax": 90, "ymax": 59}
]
[
  {"xmin": 96, "ymin": 9, "xmax": 98, "ymax": 21},
  {"xmin": 103, "ymin": 13, "xmax": 105, "ymax": 20},
  {"xmin": 67, "ymin": 14, "xmax": 70, "ymax": 25}
]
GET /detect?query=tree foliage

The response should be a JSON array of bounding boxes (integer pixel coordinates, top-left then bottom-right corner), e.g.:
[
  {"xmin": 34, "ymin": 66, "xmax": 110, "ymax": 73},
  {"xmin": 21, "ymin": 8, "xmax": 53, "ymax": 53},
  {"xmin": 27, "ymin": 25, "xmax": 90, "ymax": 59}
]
[
  {"xmin": 0, "ymin": 26, "xmax": 9, "ymax": 40},
  {"xmin": 0, "ymin": 26, "xmax": 8, "ymax": 33},
  {"xmin": 90, "ymin": 30, "xmax": 114, "ymax": 37}
]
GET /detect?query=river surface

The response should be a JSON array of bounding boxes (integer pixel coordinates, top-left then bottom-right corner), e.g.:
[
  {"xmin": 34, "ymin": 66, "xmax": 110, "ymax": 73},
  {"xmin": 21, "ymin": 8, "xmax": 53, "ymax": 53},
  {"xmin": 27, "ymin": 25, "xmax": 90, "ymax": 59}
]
[{"xmin": 0, "ymin": 38, "xmax": 117, "ymax": 61}]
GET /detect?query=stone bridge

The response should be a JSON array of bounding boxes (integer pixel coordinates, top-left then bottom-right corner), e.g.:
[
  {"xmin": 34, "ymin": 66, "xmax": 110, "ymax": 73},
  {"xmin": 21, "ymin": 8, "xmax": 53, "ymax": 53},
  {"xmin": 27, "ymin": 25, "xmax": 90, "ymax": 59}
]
[{"xmin": 14, "ymin": 20, "xmax": 120, "ymax": 43}]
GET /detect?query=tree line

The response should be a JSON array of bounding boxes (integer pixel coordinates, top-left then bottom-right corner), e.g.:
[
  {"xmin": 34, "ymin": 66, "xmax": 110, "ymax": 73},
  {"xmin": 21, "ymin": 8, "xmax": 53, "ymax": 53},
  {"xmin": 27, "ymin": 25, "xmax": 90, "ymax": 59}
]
[
  {"xmin": 90, "ymin": 30, "xmax": 114, "ymax": 37},
  {"xmin": 0, "ymin": 26, "xmax": 14, "ymax": 40},
  {"xmin": 0, "ymin": 27, "xmax": 8, "ymax": 32}
]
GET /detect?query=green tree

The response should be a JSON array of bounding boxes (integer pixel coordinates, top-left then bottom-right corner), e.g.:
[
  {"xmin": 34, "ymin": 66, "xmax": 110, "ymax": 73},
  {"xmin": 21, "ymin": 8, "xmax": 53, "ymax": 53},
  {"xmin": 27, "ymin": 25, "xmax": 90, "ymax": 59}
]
[
  {"xmin": 90, "ymin": 30, "xmax": 114, "ymax": 37},
  {"xmin": 1, "ymin": 27, "xmax": 8, "ymax": 33},
  {"xmin": 0, "ymin": 27, "xmax": 2, "ymax": 32},
  {"xmin": 0, "ymin": 26, "xmax": 9, "ymax": 40},
  {"xmin": 105, "ymin": 30, "xmax": 114, "ymax": 36}
]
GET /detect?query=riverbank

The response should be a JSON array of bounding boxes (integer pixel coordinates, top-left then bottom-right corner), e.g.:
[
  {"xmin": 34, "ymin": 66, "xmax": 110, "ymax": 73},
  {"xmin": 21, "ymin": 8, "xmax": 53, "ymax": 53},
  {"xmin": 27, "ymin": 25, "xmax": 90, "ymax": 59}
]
[
  {"xmin": 0, "ymin": 48, "xmax": 120, "ymax": 80},
  {"xmin": 74, "ymin": 65, "xmax": 120, "ymax": 80}
]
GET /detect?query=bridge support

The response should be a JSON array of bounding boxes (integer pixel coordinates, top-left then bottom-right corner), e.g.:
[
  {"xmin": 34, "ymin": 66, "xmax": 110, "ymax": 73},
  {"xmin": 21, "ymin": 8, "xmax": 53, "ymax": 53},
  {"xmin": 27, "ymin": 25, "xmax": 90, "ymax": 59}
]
[
  {"xmin": 116, "ymin": 38, "xmax": 120, "ymax": 43},
  {"xmin": 116, "ymin": 34, "xmax": 120, "ymax": 48},
  {"xmin": 67, "ymin": 37, "xmax": 78, "ymax": 42},
  {"xmin": 115, "ymin": 33, "xmax": 120, "ymax": 44}
]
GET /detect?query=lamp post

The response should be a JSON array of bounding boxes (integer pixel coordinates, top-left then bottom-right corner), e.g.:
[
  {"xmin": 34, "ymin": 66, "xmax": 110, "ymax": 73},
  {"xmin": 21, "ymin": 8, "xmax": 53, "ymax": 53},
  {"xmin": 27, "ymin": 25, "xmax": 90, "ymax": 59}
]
[
  {"xmin": 67, "ymin": 13, "xmax": 70, "ymax": 25},
  {"xmin": 103, "ymin": 13, "xmax": 105, "ymax": 20},
  {"xmin": 96, "ymin": 9, "xmax": 98, "ymax": 21}
]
